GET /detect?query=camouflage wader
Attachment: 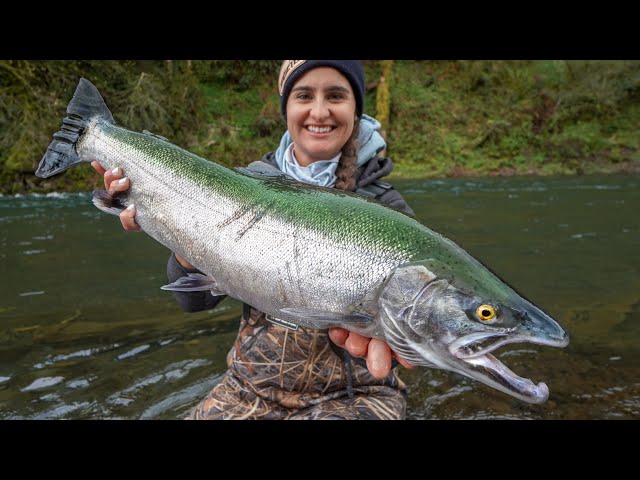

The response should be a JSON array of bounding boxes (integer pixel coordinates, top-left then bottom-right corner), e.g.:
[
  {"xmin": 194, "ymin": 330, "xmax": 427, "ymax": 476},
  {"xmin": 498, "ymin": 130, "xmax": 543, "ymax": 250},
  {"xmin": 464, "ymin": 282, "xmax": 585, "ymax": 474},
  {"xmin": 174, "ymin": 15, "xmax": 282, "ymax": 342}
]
[{"xmin": 186, "ymin": 306, "xmax": 407, "ymax": 420}]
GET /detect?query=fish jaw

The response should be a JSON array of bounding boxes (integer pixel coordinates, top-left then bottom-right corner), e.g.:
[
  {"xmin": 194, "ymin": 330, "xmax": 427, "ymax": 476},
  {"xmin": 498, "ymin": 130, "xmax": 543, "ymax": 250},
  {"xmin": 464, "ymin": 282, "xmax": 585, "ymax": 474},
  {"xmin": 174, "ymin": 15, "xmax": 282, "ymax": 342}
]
[
  {"xmin": 377, "ymin": 261, "xmax": 570, "ymax": 404},
  {"xmin": 443, "ymin": 306, "xmax": 569, "ymax": 404},
  {"xmin": 445, "ymin": 332, "xmax": 564, "ymax": 405},
  {"xmin": 460, "ymin": 353, "xmax": 550, "ymax": 404},
  {"xmin": 391, "ymin": 331, "xmax": 556, "ymax": 404}
]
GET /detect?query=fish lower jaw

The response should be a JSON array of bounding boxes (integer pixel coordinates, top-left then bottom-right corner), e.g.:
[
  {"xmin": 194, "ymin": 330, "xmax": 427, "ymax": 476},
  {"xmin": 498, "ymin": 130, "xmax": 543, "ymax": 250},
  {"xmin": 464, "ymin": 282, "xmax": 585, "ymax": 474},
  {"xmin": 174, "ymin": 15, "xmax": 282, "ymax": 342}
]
[
  {"xmin": 463, "ymin": 353, "xmax": 550, "ymax": 404},
  {"xmin": 446, "ymin": 333, "xmax": 555, "ymax": 403}
]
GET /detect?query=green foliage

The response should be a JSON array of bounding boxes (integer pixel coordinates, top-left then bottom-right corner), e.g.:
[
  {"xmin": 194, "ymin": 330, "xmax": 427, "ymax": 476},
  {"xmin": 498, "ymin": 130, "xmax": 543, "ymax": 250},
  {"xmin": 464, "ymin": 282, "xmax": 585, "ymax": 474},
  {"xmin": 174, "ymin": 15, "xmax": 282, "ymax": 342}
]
[
  {"xmin": 1, "ymin": 60, "xmax": 639, "ymax": 193},
  {"xmin": 386, "ymin": 60, "xmax": 640, "ymax": 179},
  {"xmin": 553, "ymin": 60, "xmax": 640, "ymax": 125},
  {"xmin": 188, "ymin": 74, "xmax": 283, "ymax": 168},
  {"xmin": 191, "ymin": 60, "xmax": 281, "ymax": 91}
]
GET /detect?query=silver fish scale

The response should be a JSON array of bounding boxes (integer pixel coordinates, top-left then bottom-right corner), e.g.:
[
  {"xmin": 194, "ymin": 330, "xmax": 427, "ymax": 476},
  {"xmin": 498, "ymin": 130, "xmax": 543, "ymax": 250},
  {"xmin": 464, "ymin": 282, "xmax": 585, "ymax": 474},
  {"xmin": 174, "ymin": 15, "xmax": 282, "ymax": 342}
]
[{"xmin": 79, "ymin": 122, "xmax": 415, "ymax": 318}]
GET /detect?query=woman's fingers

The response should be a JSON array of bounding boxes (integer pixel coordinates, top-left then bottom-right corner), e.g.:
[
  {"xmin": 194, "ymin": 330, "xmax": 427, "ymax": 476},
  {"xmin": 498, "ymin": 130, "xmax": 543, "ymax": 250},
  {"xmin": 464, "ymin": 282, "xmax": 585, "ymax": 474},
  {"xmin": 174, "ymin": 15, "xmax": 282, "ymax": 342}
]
[
  {"xmin": 90, "ymin": 163, "xmax": 140, "ymax": 232},
  {"xmin": 174, "ymin": 254, "xmax": 195, "ymax": 270},
  {"xmin": 119, "ymin": 204, "xmax": 141, "ymax": 231},
  {"xmin": 107, "ymin": 173, "xmax": 129, "ymax": 193},
  {"xmin": 328, "ymin": 328, "xmax": 415, "ymax": 379},
  {"xmin": 366, "ymin": 338, "xmax": 392, "ymax": 380},
  {"xmin": 328, "ymin": 328, "xmax": 349, "ymax": 348},
  {"xmin": 330, "ymin": 329, "xmax": 388, "ymax": 379},
  {"xmin": 102, "ymin": 164, "xmax": 121, "ymax": 190},
  {"xmin": 105, "ymin": 167, "xmax": 139, "ymax": 230},
  {"xmin": 91, "ymin": 161, "xmax": 106, "ymax": 176},
  {"xmin": 91, "ymin": 161, "xmax": 126, "ymax": 191},
  {"xmin": 393, "ymin": 351, "xmax": 415, "ymax": 369},
  {"xmin": 344, "ymin": 331, "xmax": 370, "ymax": 358}
]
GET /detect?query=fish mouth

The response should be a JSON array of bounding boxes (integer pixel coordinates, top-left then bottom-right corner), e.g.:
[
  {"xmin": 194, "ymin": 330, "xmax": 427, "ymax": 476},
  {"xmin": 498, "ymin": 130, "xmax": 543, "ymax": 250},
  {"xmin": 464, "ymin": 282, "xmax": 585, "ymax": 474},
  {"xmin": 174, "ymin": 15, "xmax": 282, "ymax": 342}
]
[{"xmin": 447, "ymin": 332, "xmax": 569, "ymax": 404}]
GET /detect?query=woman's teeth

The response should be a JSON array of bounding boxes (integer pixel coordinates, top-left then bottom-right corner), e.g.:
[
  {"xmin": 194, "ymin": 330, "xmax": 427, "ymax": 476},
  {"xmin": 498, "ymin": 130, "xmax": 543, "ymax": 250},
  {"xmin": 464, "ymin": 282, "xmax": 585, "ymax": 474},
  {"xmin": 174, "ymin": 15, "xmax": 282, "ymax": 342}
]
[{"xmin": 307, "ymin": 126, "xmax": 333, "ymax": 133}]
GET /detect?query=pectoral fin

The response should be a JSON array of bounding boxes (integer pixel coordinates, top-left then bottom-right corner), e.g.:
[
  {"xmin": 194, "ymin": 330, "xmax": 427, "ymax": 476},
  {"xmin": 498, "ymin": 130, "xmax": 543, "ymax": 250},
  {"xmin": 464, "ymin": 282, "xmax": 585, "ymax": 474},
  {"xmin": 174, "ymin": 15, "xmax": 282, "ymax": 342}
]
[
  {"xmin": 161, "ymin": 273, "xmax": 224, "ymax": 296},
  {"xmin": 92, "ymin": 190, "xmax": 128, "ymax": 216}
]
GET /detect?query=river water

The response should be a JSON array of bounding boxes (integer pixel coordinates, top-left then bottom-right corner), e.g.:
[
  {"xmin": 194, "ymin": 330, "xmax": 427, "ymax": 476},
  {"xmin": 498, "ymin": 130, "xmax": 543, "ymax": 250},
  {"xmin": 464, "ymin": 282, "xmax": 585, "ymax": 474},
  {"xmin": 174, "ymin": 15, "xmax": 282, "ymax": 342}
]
[{"xmin": 1, "ymin": 174, "xmax": 638, "ymax": 419}]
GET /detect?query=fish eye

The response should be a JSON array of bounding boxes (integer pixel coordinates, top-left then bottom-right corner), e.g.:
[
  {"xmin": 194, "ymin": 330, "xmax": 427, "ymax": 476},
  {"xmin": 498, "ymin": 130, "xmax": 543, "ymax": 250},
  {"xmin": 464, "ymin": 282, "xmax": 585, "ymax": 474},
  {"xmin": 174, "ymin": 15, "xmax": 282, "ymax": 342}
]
[{"xmin": 477, "ymin": 304, "xmax": 497, "ymax": 321}]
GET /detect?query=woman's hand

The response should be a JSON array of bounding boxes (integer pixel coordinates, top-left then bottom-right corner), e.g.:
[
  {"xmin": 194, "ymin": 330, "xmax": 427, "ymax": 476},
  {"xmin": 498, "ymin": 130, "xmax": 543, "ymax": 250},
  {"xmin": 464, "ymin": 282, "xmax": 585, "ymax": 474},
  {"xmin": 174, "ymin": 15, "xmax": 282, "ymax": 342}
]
[
  {"xmin": 328, "ymin": 328, "xmax": 414, "ymax": 380},
  {"xmin": 91, "ymin": 161, "xmax": 195, "ymax": 269},
  {"xmin": 91, "ymin": 161, "xmax": 140, "ymax": 231}
]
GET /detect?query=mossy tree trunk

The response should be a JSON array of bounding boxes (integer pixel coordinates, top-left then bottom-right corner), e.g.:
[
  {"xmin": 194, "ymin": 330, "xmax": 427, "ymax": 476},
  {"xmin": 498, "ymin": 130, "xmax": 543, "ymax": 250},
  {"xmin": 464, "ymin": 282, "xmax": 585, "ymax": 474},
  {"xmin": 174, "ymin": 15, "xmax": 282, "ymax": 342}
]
[{"xmin": 375, "ymin": 60, "xmax": 394, "ymax": 156}]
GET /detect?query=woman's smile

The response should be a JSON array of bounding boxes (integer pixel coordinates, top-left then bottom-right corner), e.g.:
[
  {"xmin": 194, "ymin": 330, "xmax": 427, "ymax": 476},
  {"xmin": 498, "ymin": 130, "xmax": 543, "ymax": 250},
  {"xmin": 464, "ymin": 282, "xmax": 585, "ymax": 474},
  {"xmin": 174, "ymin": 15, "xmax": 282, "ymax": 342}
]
[{"xmin": 305, "ymin": 125, "xmax": 335, "ymax": 134}]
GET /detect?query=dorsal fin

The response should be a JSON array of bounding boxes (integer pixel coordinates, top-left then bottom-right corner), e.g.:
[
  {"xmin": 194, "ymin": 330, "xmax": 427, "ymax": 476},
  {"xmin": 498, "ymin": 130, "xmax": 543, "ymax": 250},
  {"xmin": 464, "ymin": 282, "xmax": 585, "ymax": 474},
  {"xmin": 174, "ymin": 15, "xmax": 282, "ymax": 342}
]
[
  {"xmin": 142, "ymin": 130, "xmax": 169, "ymax": 142},
  {"xmin": 235, "ymin": 161, "xmax": 288, "ymax": 178}
]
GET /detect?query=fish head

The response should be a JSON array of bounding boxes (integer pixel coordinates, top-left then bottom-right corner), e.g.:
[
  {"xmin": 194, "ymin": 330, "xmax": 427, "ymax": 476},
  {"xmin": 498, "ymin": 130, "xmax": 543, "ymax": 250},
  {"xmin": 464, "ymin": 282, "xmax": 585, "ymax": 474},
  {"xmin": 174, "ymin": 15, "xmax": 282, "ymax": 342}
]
[{"xmin": 378, "ymin": 259, "xmax": 569, "ymax": 404}]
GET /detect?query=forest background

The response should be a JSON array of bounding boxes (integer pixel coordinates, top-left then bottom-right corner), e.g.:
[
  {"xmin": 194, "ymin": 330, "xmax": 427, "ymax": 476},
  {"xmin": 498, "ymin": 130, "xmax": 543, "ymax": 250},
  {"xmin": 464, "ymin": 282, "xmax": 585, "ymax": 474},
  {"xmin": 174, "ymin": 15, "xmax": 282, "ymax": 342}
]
[{"xmin": 1, "ymin": 60, "xmax": 638, "ymax": 194}]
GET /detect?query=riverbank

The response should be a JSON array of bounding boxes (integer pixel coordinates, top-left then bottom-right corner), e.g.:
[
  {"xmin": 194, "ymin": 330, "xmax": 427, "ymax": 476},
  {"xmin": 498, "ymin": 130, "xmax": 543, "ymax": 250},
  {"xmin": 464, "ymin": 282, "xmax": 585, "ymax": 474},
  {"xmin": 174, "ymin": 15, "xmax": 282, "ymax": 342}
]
[{"xmin": 387, "ymin": 157, "xmax": 640, "ymax": 181}]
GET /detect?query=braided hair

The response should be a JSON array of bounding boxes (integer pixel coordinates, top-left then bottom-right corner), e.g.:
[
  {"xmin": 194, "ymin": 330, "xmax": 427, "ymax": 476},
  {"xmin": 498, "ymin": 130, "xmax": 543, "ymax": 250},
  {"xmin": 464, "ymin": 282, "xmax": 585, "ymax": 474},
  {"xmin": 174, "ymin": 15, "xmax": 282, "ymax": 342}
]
[{"xmin": 334, "ymin": 118, "xmax": 360, "ymax": 192}]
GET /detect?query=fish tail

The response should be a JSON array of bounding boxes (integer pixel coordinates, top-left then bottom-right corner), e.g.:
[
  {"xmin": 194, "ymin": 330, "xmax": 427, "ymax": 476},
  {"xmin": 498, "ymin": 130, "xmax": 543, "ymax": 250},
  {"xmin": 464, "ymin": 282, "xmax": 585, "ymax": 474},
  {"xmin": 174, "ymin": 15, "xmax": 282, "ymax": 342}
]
[{"xmin": 35, "ymin": 78, "xmax": 115, "ymax": 178}]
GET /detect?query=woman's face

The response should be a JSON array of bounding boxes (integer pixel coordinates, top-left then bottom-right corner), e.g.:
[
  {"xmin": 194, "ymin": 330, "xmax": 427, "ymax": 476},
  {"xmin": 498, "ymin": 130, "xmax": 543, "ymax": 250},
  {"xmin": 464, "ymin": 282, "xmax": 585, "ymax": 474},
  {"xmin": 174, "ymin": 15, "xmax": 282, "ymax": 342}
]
[{"xmin": 286, "ymin": 67, "xmax": 357, "ymax": 167}]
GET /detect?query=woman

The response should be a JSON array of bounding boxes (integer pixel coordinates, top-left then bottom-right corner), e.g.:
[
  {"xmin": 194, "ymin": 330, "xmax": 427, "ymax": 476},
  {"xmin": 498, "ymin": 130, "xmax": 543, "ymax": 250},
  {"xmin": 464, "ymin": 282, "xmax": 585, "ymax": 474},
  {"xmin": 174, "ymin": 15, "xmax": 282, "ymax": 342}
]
[{"xmin": 93, "ymin": 60, "xmax": 415, "ymax": 419}]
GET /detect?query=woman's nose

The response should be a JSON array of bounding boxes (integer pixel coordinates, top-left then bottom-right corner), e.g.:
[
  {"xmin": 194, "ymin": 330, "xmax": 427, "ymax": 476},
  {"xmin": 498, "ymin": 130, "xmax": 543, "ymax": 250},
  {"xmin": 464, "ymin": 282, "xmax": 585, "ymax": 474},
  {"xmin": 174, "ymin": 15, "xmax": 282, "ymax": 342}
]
[{"xmin": 309, "ymin": 100, "xmax": 329, "ymax": 119}]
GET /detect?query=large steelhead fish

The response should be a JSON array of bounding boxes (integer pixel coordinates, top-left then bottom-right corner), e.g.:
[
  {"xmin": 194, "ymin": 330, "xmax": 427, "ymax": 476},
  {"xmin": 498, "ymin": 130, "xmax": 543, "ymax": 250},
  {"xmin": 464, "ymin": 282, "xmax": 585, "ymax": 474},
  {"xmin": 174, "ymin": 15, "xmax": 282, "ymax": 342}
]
[{"xmin": 36, "ymin": 78, "xmax": 569, "ymax": 404}]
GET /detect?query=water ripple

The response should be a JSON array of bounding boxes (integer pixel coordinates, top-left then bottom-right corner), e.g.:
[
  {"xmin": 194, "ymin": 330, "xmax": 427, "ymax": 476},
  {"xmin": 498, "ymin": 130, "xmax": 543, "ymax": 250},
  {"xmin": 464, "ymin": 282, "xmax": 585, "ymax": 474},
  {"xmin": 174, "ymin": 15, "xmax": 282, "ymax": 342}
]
[
  {"xmin": 66, "ymin": 379, "xmax": 91, "ymax": 389},
  {"xmin": 425, "ymin": 385, "xmax": 473, "ymax": 407},
  {"xmin": 34, "ymin": 344, "xmax": 122, "ymax": 369},
  {"xmin": 21, "ymin": 376, "xmax": 65, "ymax": 392},
  {"xmin": 107, "ymin": 359, "xmax": 212, "ymax": 409},
  {"xmin": 33, "ymin": 401, "xmax": 94, "ymax": 420},
  {"xmin": 116, "ymin": 345, "xmax": 151, "ymax": 361},
  {"xmin": 19, "ymin": 291, "xmax": 45, "ymax": 297},
  {"xmin": 139, "ymin": 372, "xmax": 222, "ymax": 419}
]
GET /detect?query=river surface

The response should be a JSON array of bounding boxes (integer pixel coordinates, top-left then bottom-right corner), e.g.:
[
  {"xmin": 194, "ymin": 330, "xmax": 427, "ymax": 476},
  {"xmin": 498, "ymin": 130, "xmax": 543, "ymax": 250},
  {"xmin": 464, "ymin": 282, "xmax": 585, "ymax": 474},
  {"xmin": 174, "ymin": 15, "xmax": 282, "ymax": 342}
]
[{"xmin": 1, "ymin": 174, "xmax": 638, "ymax": 419}]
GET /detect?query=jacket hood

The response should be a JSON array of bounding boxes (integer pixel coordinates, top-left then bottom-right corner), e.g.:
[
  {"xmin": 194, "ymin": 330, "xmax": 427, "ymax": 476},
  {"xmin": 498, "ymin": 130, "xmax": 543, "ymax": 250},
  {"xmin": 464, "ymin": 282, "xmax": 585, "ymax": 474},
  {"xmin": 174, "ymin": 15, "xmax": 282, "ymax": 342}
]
[{"xmin": 355, "ymin": 155, "xmax": 394, "ymax": 189}]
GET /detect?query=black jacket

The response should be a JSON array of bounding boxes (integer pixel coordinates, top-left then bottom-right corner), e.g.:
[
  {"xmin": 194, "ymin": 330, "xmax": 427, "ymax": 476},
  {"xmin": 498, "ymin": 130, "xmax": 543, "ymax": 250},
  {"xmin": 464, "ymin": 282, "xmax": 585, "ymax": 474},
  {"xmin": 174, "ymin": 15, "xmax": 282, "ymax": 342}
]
[
  {"xmin": 167, "ymin": 153, "xmax": 414, "ymax": 312},
  {"xmin": 260, "ymin": 151, "xmax": 414, "ymax": 216}
]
